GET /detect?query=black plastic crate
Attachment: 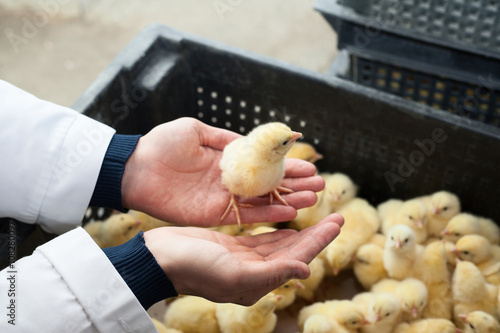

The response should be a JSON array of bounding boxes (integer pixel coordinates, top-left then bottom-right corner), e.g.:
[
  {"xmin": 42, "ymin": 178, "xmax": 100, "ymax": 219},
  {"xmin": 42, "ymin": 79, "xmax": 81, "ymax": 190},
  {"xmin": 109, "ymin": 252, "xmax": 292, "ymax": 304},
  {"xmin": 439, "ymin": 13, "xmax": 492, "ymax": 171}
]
[
  {"xmin": 315, "ymin": 0, "xmax": 500, "ymax": 128},
  {"xmin": 317, "ymin": 0, "xmax": 500, "ymax": 60},
  {"xmin": 73, "ymin": 23, "xmax": 500, "ymax": 224},
  {"xmin": 3, "ymin": 23, "xmax": 500, "ymax": 267}
]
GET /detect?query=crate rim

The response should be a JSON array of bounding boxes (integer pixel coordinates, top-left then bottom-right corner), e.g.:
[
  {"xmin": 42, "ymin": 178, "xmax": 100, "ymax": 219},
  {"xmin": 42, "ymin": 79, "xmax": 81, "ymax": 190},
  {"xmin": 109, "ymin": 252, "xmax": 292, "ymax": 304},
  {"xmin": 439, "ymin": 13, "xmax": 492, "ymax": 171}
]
[
  {"xmin": 73, "ymin": 23, "xmax": 500, "ymax": 141},
  {"xmin": 314, "ymin": 0, "xmax": 500, "ymax": 61}
]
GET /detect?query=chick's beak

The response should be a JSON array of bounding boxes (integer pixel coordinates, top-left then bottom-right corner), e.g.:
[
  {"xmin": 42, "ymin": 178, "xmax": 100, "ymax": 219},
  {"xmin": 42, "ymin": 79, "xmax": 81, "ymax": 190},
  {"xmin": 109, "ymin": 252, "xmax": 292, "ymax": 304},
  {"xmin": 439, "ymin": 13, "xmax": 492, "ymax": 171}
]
[
  {"xmin": 411, "ymin": 306, "xmax": 419, "ymax": 318},
  {"xmin": 134, "ymin": 220, "xmax": 142, "ymax": 227},
  {"xmin": 458, "ymin": 313, "xmax": 468, "ymax": 323},
  {"xmin": 290, "ymin": 131, "xmax": 302, "ymax": 144},
  {"xmin": 372, "ymin": 313, "xmax": 381, "ymax": 323},
  {"xmin": 395, "ymin": 239, "xmax": 402, "ymax": 249},
  {"xmin": 361, "ymin": 317, "xmax": 371, "ymax": 325},
  {"xmin": 311, "ymin": 152, "xmax": 323, "ymax": 163},
  {"xmin": 416, "ymin": 219, "xmax": 423, "ymax": 228},
  {"xmin": 441, "ymin": 229, "xmax": 450, "ymax": 236}
]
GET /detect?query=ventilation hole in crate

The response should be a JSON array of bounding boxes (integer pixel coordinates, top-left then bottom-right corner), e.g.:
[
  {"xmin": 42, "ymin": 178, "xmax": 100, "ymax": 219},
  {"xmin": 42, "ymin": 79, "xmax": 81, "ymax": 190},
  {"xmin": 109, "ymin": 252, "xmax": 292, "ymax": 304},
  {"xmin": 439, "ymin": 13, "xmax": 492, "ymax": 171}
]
[
  {"xmin": 449, "ymin": 96, "xmax": 459, "ymax": 104},
  {"xmin": 406, "ymin": 74, "xmax": 415, "ymax": 83},
  {"xmin": 432, "ymin": 103, "xmax": 441, "ymax": 109},
  {"xmin": 419, "ymin": 89, "xmax": 430, "ymax": 98},
  {"xmin": 284, "ymin": 115, "xmax": 291, "ymax": 122},
  {"xmin": 477, "ymin": 88, "xmax": 491, "ymax": 101},
  {"xmin": 362, "ymin": 75, "xmax": 371, "ymax": 83},
  {"xmin": 269, "ymin": 110, "xmax": 276, "ymax": 117},
  {"xmin": 225, "ymin": 96, "xmax": 232, "ymax": 103},
  {"xmin": 225, "ymin": 109, "xmax": 231, "ymax": 115},
  {"xmin": 197, "ymin": 112, "xmax": 204, "ymax": 118},
  {"xmin": 391, "ymin": 71, "xmax": 402, "ymax": 80},
  {"xmin": 211, "ymin": 117, "xmax": 217, "ymax": 124},
  {"xmin": 390, "ymin": 82, "xmax": 401, "ymax": 91},
  {"xmin": 465, "ymin": 88, "xmax": 475, "ymax": 97},
  {"xmin": 313, "ymin": 138, "xmax": 320, "ymax": 145},
  {"xmin": 240, "ymin": 114, "xmax": 246, "ymax": 120},
  {"xmin": 97, "ymin": 207, "xmax": 106, "ymax": 219},
  {"xmin": 211, "ymin": 91, "xmax": 218, "ymax": 99},
  {"xmin": 435, "ymin": 81, "xmax": 446, "ymax": 90},
  {"xmin": 211, "ymin": 104, "xmax": 217, "ymax": 111},
  {"xmin": 405, "ymin": 87, "xmax": 415, "ymax": 95},
  {"xmin": 197, "ymin": 87, "xmax": 204, "ymax": 94},
  {"xmin": 254, "ymin": 105, "xmax": 261, "ymax": 113},
  {"xmin": 197, "ymin": 99, "xmax": 204, "ymax": 106},
  {"xmin": 239, "ymin": 126, "xmax": 245, "ymax": 133},
  {"xmin": 450, "ymin": 85, "xmax": 460, "ymax": 93},
  {"xmin": 254, "ymin": 118, "xmax": 260, "ymax": 125},
  {"xmin": 376, "ymin": 79, "xmax": 386, "ymax": 87},
  {"xmin": 434, "ymin": 92, "xmax": 444, "ymax": 101},
  {"xmin": 240, "ymin": 101, "xmax": 247, "ymax": 108},
  {"xmin": 377, "ymin": 68, "xmax": 387, "ymax": 76},
  {"xmin": 225, "ymin": 121, "xmax": 231, "ymax": 128},
  {"xmin": 300, "ymin": 120, "xmax": 306, "ymax": 128},
  {"xmin": 85, "ymin": 208, "xmax": 92, "ymax": 219}
]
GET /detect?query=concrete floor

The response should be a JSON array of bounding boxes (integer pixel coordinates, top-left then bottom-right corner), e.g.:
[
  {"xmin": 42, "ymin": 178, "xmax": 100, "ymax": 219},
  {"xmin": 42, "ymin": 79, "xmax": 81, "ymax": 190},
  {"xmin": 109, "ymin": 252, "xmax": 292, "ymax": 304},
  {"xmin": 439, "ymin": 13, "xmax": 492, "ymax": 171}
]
[{"xmin": 0, "ymin": 0, "xmax": 337, "ymax": 107}]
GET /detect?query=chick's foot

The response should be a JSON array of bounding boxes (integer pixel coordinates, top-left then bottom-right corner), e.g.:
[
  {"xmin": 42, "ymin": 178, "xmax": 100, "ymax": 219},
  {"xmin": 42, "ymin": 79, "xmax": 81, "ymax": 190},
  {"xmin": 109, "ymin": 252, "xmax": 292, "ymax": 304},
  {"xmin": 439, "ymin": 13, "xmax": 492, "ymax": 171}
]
[
  {"xmin": 269, "ymin": 186, "xmax": 294, "ymax": 205},
  {"xmin": 220, "ymin": 194, "xmax": 253, "ymax": 226}
]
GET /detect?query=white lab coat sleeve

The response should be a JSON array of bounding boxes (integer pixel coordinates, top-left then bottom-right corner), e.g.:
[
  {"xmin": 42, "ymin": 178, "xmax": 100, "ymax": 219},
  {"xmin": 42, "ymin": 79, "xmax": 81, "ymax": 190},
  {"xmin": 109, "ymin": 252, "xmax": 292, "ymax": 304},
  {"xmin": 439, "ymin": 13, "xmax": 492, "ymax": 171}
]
[
  {"xmin": 0, "ymin": 227, "xmax": 158, "ymax": 332},
  {"xmin": 0, "ymin": 79, "xmax": 115, "ymax": 234}
]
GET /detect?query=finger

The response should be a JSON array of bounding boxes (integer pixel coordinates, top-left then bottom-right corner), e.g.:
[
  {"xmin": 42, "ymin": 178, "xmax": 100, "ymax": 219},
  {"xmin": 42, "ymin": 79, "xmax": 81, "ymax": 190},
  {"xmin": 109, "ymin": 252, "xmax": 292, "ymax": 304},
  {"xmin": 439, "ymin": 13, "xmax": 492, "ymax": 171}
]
[
  {"xmin": 281, "ymin": 174, "xmax": 325, "ymax": 193},
  {"xmin": 283, "ymin": 214, "xmax": 343, "ymax": 263},
  {"xmin": 200, "ymin": 122, "xmax": 241, "ymax": 151},
  {"xmin": 284, "ymin": 158, "xmax": 318, "ymax": 178},
  {"xmin": 236, "ymin": 228, "xmax": 298, "ymax": 247},
  {"xmin": 254, "ymin": 214, "xmax": 343, "ymax": 260}
]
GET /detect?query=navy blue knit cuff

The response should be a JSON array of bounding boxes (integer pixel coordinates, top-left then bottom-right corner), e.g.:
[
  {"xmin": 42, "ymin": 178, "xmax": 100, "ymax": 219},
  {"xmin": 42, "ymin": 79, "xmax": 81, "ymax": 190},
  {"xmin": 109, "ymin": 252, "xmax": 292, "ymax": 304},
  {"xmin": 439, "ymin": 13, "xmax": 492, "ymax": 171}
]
[
  {"xmin": 103, "ymin": 231, "xmax": 178, "ymax": 309},
  {"xmin": 90, "ymin": 134, "xmax": 141, "ymax": 211}
]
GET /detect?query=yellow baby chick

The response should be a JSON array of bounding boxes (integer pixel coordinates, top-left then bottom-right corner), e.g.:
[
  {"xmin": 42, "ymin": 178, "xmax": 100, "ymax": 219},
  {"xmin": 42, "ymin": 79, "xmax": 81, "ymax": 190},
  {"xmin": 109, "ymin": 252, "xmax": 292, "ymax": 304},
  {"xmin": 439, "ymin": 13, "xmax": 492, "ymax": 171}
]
[
  {"xmin": 285, "ymin": 141, "xmax": 323, "ymax": 163},
  {"xmin": 128, "ymin": 209, "xmax": 172, "ymax": 231},
  {"xmin": 298, "ymin": 300, "xmax": 369, "ymax": 332},
  {"xmin": 393, "ymin": 318, "xmax": 458, "ymax": 333},
  {"xmin": 325, "ymin": 198, "xmax": 380, "ymax": 275},
  {"xmin": 151, "ymin": 318, "xmax": 176, "ymax": 333},
  {"xmin": 296, "ymin": 256, "xmax": 326, "ymax": 302},
  {"xmin": 397, "ymin": 278, "xmax": 429, "ymax": 322},
  {"xmin": 163, "ymin": 295, "xmax": 219, "ymax": 333},
  {"xmin": 83, "ymin": 213, "xmax": 142, "ymax": 248},
  {"xmin": 353, "ymin": 243, "xmax": 388, "ymax": 290},
  {"xmin": 460, "ymin": 311, "xmax": 500, "ymax": 333},
  {"xmin": 216, "ymin": 292, "xmax": 280, "ymax": 333},
  {"xmin": 454, "ymin": 235, "xmax": 500, "ymax": 285},
  {"xmin": 354, "ymin": 292, "xmax": 402, "ymax": 333},
  {"xmin": 372, "ymin": 278, "xmax": 429, "ymax": 322},
  {"xmin": 302, "ymin": 314, "xmax": 337, "ymax": 333},
  {"xmin": 442, "ymin": 213, "xmax": 500, "ymax": 245},
  {"xmin": 322, "ymin": 172, "xmax": 358, "ymax": 212},
  {"xmin": 381, "ymin": 199, "xmax": 428, "ymax": 243},
  {"xmin": 272, "ymin": 279, "xmax": 304, "ymax": 310},
  {"xmin": 419, "ymin": 191, "xmax": 461, "ymax": 238},
  {"xmin": 290, "ymin": 172, "xmax": 357, "ymax": 231},
  {"xmin": 413, "ymin": 241, "xmax": 453, "ymax": 320},
  {"xmin": 368, "ymin": 233, "xmax": 387, "ymax": 248},
  {"xmin": 452, "ymin": 260, "xmax": 499, "ymax": 328},
  {"xmin": 219, "ymin": 122, "xmax": 301, "ymax": 226},
  {"xmin": 383, "ymin": 224, "xmax": 424, "ymax": 280}
]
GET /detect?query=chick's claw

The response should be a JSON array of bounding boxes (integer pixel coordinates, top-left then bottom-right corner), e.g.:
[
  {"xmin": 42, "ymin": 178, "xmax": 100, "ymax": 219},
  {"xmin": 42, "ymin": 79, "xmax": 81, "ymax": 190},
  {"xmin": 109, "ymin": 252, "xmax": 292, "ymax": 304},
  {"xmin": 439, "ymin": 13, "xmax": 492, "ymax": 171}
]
[
  {"xmin": 220, "ymin": 194, "xmax": 253, "ymax": 226},
  {"xmin": 269, "ymin": 186, "xmax": 294, "ymax": 205}
]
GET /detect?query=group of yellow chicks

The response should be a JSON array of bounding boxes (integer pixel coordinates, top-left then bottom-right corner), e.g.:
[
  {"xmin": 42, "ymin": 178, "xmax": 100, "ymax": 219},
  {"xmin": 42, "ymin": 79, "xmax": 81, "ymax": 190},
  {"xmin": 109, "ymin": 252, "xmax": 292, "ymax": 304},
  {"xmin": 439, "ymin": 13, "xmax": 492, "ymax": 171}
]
[{"xmin": 83, "ymin": 141, "xmax": 500, "ymax": 333}]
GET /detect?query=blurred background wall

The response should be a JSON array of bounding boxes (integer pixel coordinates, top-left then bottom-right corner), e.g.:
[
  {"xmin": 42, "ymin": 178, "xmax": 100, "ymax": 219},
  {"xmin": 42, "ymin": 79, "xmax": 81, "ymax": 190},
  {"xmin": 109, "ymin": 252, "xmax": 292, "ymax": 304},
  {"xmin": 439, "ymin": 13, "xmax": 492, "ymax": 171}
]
[{"xmin": 0, "ymin": 0, "xmax": 337, "ymax": 106}]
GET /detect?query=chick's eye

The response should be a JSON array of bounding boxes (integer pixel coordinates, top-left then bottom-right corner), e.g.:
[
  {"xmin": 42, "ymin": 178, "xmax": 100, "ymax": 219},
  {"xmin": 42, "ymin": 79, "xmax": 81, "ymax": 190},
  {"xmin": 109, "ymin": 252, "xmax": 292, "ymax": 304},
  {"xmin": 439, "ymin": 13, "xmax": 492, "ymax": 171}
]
[
  {"xmin": 127, "ymin": 226, "xmax": 133, "ymax": 231},
  {"xmin": 443, "ymin": 206, "xmax": 449, "ymax": 211},
  {"xmin": 404, "ymin": 238, "xmax": 409, "ymax": 243},
  {"xmin": 386, "ymin": 312, "xmax": 390, "ymax": 317},
  {"xmin": 282, "ymin": 140, "xmax": 289, "ymax": 146},
  {"xmin": 454, "ymin": 233, "xmax": 461, "ymax": 237},
  {"xmin": 284, "ymin": 285, "xmax": 290, "ymax": 288},
  {"xmin": 342, "ymin": 190, "xmax": 346, "ymax": 194},
  {"xmin": 351, "ymin": 321, "xmax": 358, "ymax": 325},
  {"xmin": 408, "ymin": 215, "xmax": 414, "ymax": 220},
  {"xmin": 469, "ymin": 323, "xmax": 475, "ymax": 329},
  {"xmin": 463, "ymin": 251, "xmax": 470, "ymax": 255}
]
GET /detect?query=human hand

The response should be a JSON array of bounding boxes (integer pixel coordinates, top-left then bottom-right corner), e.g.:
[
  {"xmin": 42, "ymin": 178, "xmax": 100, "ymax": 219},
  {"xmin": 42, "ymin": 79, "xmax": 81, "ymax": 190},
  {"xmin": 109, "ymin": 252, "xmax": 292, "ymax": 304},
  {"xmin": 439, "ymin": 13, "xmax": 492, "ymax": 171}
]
[
  {"xmin": 144, "ymin": 213, "xmax": 344, "ymax": 305},
  {"xmin": 121, "ymin": 117, "xmax": 324, "ymax": 227}
]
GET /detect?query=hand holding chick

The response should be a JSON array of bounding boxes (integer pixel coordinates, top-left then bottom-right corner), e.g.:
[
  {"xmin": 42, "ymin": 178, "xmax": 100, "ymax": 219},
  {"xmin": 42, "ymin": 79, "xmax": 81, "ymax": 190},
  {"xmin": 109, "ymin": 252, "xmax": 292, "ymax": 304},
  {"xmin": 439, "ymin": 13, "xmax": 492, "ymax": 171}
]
[{"xmin": 120, "ymin": 118, "xmax": 324, "ymax": 228}]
